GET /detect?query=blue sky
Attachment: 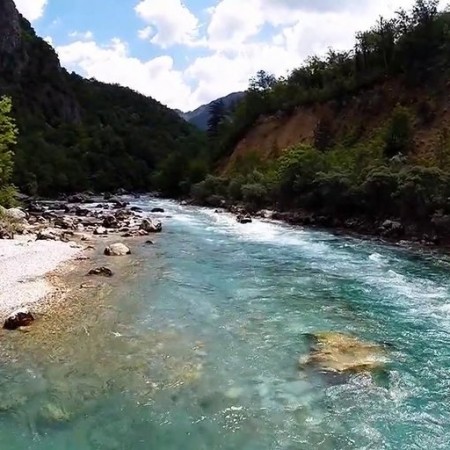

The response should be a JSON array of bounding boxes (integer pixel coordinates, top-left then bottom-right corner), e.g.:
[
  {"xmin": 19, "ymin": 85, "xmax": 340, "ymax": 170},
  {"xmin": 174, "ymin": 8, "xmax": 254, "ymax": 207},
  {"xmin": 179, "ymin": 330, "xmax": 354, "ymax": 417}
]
[{"xmin": 14, "ymin": 0, "xmax": 417, "ymax": 111}]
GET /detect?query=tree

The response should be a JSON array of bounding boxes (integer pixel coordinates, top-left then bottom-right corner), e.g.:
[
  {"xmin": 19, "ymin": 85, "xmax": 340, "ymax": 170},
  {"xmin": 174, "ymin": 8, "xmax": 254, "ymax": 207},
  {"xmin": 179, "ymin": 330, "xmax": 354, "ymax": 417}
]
[
  {"xmin": 249, "ymin": 70, "xmax": 277, "ymax": 92},
  {"xmin": 0, "ymin": 97, "xmax": 17, "ymax": 206},
  {"xmin": 207, "ymin": 99, "xmax": 226, "ymax": 138},
  {"xmin": 384, "ymin": 105, "xmax": 413, "ymax": 158}
]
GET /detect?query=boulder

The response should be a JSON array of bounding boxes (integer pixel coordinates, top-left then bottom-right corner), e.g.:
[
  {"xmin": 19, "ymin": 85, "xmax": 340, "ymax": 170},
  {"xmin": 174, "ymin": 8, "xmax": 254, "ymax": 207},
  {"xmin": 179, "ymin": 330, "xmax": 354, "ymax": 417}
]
[
  {"xmin": 94, "ymin": 226, "xmax": 108, "ymax": 236},
  {"xmin": 36, "ymin": 230, "xmax": 58, "ymax": 241},
  {"xmin": 67, "ymin": 194, "xmax": 88, "ymax": 204},
  {"xmin": 140, "ymin": 219, "xmax": 162, "ymax": 233},
  {"xmin": 88, "ymin": 267, "xmax": 114, "ymax": 277},
  {"xmin": 151, "ymin": 207, "xmax": 165, "ymax": 213},
  {"xmin": 0, "ymin": 228, "xmax": 14, "ymax": 239},
  {"xmin": 54, "ymin": 216, "xmax": 75, "ymax": 230},
  {"xmin": 5, "ymin": 208, "xmax": 27, "ymax": 221},
  {"xmin": 3, "ymin": 309, "xmax": 35, "ymax": 330},
  {"xmin": 27, "ymin": 203, "xmax": 46, "ymax": 214},
  {"xmin": 74, "ymin": 207, "xmax": 91, "ymax": 217},
  {"xmin": 300, "ymin": 332, "xmax": 388, "ymax": 374},
  {"xmin": 131, "ymin": 206, "xmax": 143, "ymax": 213},
  {"xmin": 256, "ymin": 210, "xmax": 274, "ymax": 219},
  {"xmin": 237, "ymin": 214, "xmax": 252, "ymax": 224},
  {"xmin": 380, "ymin": 220, "xmax": 404, "ymax": 238},
  {"xmin": 102, "ymin": 215, "xmax": 118, "ymax": 229},
  {"xmin": 114, "ymin": 209, "xmax": 131, "ymax": 221},
  {"xmin": 104, "ymin": 243, "xmax": 131, "ymax": 256}
]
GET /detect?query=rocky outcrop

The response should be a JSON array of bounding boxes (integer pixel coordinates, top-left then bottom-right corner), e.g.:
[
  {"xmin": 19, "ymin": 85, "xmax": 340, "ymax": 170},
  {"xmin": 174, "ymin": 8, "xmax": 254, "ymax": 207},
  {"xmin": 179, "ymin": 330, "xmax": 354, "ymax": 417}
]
[
  {"xmin": 3, "ymin": 309, "xmax": 35, "ymax": 330},
  {"xmin": 104, "ymin": 243, "xmax": 131, "ymax": 256}
]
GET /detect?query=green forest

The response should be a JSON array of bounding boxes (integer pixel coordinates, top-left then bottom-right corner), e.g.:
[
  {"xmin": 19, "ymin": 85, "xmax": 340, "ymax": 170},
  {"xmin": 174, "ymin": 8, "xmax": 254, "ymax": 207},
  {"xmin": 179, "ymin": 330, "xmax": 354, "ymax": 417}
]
[{"xmin": 0, "ymin": 6, "xmax": 208, "ymax": 201}]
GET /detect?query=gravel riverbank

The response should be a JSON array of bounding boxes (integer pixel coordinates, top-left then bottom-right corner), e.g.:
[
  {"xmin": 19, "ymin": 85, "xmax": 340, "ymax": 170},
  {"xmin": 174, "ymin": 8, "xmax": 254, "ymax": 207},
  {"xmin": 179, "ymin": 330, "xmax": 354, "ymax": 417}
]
[{"xmin": 0, "ymin": 237, "xmax": 81, "ymax": 319}]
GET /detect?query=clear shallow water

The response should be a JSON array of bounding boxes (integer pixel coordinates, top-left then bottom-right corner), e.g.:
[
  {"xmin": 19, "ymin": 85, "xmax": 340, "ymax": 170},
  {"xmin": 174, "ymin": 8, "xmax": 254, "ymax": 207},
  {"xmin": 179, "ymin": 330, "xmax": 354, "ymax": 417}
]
[{"xmin": 1, "ymin": 199, "xmax": 450, "ymax": 449}]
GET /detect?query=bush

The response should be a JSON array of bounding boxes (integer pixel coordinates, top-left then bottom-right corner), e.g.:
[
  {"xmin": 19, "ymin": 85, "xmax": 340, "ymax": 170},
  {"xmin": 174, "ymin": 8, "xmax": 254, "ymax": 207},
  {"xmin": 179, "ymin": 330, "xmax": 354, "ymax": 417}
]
[
  {"xmin": 241, "ymin": 183, "xmax": 268, "ymax": 208},
  {"xmin": 384, "ymin": 105, "xmax": 413, "ymax": 158}
]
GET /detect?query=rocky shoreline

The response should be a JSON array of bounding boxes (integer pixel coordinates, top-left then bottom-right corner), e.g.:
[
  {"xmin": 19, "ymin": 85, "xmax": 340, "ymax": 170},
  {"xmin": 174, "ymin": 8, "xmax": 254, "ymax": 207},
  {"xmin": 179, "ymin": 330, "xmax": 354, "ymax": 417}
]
[
  {"xmin": 186, "ymin": 198, "xmax": 450, "ymax": 251},
  {"xmin": 0, "ymin": 194, "xmax": 163, "ymax": 331}
]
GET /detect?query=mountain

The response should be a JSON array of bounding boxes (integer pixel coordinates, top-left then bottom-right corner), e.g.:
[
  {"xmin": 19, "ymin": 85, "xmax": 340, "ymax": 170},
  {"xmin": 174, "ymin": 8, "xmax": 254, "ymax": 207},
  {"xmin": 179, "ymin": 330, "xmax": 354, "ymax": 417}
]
[
  {"xmin": 0, "ymin": 0, "xmax": 207, "ymax": 196},
  {"xmin": 181, "ymin": 92, "xmax": 245, "ymax": 130}
]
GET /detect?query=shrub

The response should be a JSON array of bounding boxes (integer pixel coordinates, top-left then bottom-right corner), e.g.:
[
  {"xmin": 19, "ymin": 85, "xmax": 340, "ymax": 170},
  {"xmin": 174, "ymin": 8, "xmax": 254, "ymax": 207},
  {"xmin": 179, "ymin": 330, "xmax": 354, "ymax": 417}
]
[
  {"xmin": 384, "ymin": 105, "xmax": 413, "ymax": 158},
  {"xmin": 241, "ymin": 183, "xmax": 268, "ymax": 208}
]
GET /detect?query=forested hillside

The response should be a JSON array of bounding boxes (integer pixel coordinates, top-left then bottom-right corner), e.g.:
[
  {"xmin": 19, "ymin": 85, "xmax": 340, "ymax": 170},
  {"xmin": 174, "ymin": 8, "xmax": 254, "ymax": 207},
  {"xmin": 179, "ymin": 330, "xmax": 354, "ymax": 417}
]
[
  {"xmin": 0, "ymin": 0, "xmax": 207, "ymax": 198},
  {"xmin": 193, "ymin": 0, "xmax": 450, "ymax": 241}
]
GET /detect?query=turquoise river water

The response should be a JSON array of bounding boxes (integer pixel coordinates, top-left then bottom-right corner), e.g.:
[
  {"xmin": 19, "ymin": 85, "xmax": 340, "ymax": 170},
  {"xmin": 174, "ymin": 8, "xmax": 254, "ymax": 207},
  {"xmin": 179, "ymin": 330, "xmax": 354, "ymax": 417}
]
[{"xmin": 1, "ymin": 199, "xmax": 450, "ymax": 449}]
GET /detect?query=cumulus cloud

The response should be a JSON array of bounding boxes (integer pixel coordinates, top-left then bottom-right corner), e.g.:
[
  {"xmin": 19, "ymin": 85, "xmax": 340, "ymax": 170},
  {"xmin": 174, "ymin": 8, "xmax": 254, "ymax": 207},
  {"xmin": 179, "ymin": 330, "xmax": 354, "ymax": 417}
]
[
  {"xmin": 14, "ymin": 0, "xmax": 48, "ymax": 21},
  {"xmin": 135, "ymin": 0, "xmax": 199, "ymax": 47},
  {"xmin": 56, "ymin": 38, "xmax": 193, "ymax": 109},
  {"xmin": 54, "ymin": 0, "xmax": 419, "ymax": 110}
]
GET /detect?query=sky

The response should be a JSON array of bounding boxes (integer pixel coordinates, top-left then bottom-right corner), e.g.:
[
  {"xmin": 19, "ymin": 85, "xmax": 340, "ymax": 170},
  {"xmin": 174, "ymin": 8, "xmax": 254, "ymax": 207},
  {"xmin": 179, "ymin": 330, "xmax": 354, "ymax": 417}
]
[{"xmin": 14, "ymin": 0, "xmax": 418, "ymax": 112}]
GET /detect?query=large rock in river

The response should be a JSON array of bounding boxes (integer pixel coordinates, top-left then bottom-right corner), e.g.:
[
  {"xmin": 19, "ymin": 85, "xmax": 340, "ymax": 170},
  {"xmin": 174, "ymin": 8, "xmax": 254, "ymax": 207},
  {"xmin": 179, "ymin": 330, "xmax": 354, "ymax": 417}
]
[
  {"xmin": 300, "ymin": 332, "xmax": 388, "ymax": 374},
  {"xmin": 140, "ymin": 219, "xmax": 162, "ymax": 233},
  {"xmin": 104, "ymin": 243, "xmax": 131, "ymax": 256}
]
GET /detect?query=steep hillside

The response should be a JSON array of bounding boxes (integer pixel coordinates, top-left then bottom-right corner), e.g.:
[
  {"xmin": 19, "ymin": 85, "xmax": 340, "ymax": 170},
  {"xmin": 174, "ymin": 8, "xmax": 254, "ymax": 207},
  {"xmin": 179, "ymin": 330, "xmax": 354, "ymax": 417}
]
[
  {"xmin": 0, "ymin": 0, "xmax": 207, "ymax": 196},
  {"xmin": 190, "ymin": 1, "xmax": 450, "ymax": 244},
  {"xmin": 224, "ymin": 80, "xmax": 445, "ymax": 173},
  {"xmin": 182, "ymin": 92, "xmax": 244, "ymax": 130}
]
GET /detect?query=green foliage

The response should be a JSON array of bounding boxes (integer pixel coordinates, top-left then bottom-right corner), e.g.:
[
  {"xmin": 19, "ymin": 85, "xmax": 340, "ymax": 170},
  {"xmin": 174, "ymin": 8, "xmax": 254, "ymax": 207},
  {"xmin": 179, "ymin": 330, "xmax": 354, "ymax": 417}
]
[
  {"xmin": 241, "ymin": 183, "xmax": 268, "ymax": 208},
  {"xmin": 383, "ymin": 105, "xmax": 413, "ymax": 158},
  {"xmin": 0, "ymin": 97, "xmax": 17, "ymax": 206}
]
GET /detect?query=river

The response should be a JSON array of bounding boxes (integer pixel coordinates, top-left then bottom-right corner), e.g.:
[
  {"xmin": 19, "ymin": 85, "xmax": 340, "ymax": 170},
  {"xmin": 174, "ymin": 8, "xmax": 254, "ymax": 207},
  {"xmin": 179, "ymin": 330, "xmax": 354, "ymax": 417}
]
[{"xmin": 1, "ymin": 199, "xmax": 450, "ymax": 449}]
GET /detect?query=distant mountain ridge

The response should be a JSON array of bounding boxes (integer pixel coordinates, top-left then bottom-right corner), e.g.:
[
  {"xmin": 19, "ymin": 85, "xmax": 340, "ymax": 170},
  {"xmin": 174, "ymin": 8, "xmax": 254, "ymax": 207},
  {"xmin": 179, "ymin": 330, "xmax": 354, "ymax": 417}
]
[{"xmin": 180, "ymin": 92, "xmax": 245, "ymax": 130}]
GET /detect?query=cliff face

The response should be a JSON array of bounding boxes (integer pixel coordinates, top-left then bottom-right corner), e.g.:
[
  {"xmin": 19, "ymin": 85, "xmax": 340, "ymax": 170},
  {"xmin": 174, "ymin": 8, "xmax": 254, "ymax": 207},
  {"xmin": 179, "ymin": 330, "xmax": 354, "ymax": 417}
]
[
  {"xmin": 0, "ymin": 0, "xmax": 81, "ymax": 123},
  {"xmin": 0, "ymin": 0, "xmax": 21, "ymax": 56}
]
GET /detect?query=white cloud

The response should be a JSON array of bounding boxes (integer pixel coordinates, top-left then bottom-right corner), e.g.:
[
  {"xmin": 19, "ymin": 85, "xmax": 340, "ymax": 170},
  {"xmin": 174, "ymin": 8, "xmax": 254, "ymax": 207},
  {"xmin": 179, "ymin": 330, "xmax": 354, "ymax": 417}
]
[
  {"xmin": 135, "ymin": 0, "xmax": 199, "ymax": 47},
  {"xmin": 14, "ymin": 0, "xmax": 48, "ymax": 22},
  {"xmin": 69, "ymin": 31, "xmax": 94, "ymax": 41},
  {"xmin": 56, "ymin": 38, "xmax": 193, "ymax": 110},
  {"xmin": 53, "ymin": 0, "xmax": 420, "ymax": 111}
]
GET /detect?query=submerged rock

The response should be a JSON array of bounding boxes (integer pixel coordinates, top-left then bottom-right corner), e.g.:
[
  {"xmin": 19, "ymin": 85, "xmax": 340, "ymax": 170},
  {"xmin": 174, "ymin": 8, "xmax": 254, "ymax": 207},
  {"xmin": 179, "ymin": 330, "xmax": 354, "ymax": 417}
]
[
  {"xmin": 88, "ymin": 267, "xmax": 114, "ymax": 277},
  {"xmin": 300, "ymin": 332, "xmax": 388, "ymax": 375},
  {"xmin": 151, "ymin": 207, "xmax": 165, "ymax": 213},
  {"xmin": 104, "ymin": 243, "xmax": 131, "ymax": 256},
  {"xmin": 3, "ymin": 309, "xmax": 35, "ymax": 330}
]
